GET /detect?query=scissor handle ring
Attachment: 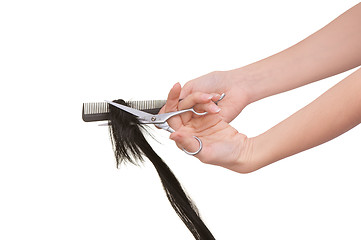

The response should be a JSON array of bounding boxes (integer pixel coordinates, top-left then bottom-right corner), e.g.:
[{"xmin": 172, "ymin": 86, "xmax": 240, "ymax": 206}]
[
  {"xmin": 182, "ymin": 136, "xmax": 203, "ymax": 156},
  {"xmin": 190, "ymin": 108, "xmax": 208, "ymax": 116}
]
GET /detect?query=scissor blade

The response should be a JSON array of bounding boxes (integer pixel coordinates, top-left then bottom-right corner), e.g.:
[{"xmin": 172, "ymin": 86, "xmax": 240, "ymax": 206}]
[{"xmin": 105, "ymin": 100, "xmax": 154, "ymax": 120}]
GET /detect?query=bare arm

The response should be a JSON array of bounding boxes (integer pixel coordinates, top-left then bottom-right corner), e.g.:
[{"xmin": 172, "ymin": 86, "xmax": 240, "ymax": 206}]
[
  {"xmin": 167, "ymin": 4, "xmax": 361, "ymax": 173},
  {"xmin": 234, "ymin": 3, "xmax": 361, "ymax": 103},
  {"xmin": 168, "ymin": 68, "xmax": 361, "ymax": 173},
  {"xmin": 180, "ymin": 3, "xmax": 361, "ymax": 122},
  {"xmin": 245, "ymin": 67, "xmax": 361, "ymax": 172}
]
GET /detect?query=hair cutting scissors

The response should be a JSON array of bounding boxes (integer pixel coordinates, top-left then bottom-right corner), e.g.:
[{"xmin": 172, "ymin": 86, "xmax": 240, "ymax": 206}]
[{"xmin": 105, "ymin": 93, "xmax": 225, "ymax": 155}]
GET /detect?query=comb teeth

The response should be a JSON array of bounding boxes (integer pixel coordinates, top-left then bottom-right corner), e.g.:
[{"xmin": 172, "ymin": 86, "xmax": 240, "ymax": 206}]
[
  {"xmin": 82, "ymin": 100, "xmax": 167, "ymax": 122},
  {"xmin": 128, "ymin": 100, "xmax": 166, "ymax": 110},
  {"xmin": 83, "ymin": 102, "xmax": 109, "ymax": 115}
]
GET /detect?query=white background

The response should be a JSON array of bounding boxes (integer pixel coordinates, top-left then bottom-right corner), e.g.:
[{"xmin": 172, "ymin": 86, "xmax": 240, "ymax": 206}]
[{"xmin": 1, "ymin": 1, "xmax": 360, "ymax": 239}]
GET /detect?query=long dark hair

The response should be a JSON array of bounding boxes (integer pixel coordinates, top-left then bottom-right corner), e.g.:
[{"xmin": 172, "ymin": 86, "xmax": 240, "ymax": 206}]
[{"xmin": 108, "ymin": 99, "xmax": 215, "ymax": 240}]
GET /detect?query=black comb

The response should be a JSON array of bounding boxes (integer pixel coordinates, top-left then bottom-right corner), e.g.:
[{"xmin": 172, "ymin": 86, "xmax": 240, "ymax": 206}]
[{"xmin": 82, "ymin": 100, "xmax": 167, "ymax": 122}]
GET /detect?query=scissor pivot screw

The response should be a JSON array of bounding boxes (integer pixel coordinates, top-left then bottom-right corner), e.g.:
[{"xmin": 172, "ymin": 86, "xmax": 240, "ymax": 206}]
[{"xmin": 151, "ymin": 116, "xmax": 156, "ymax": 121}]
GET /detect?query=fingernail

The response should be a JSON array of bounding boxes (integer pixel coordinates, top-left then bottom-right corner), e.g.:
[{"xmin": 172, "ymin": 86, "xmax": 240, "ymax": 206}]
[
  {"xmin": 202, "ymin": 94, "xmax": 213, "ymax": 101},
  {"xmin": 211, "ymin": 105, "xmax": 221, "ymax": 113},
  {"xmin": 213, "ymin": 94, "xmax": 220, "ymax": 99}
]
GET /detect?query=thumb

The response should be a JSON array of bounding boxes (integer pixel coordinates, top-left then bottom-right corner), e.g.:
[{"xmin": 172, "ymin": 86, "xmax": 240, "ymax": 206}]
[{"xmin": 179, "ymin": 82, "xmax": 193, "ymax": 100}]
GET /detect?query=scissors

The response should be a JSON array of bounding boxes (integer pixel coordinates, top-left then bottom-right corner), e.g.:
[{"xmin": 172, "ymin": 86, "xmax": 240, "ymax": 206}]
[{"xmin": 105, "ymin": 93, "xmax": 225, "ymax": 156}]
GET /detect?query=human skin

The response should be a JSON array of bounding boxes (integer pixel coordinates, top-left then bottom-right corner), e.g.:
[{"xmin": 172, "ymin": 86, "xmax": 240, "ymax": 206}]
[
  {"xmin": 162, "ymin": 3, "xmax": 361, "ymax": 173},
  {"xmin": 164, "ymin": 83, "xmax": 249, "ymax": 171},
  {"xmin": 178, "ymin": 3, "xmax": 361, "ymax": 123},
  {"xmin": 166, "ymin": 69, "xmax": 361, "ymax": 173}
]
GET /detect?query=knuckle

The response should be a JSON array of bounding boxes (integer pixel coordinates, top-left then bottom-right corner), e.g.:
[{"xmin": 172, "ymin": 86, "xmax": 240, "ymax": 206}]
[
  {"xmin": 192, "ymin": 91, "xmax": 204, "ymax": 100},
  {"xmin": 210, "ymin": 71, "xmax": 221, "ymax": 80}
]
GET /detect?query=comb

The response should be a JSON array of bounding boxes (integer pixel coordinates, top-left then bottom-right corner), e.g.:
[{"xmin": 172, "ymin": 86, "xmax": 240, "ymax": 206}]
[{"xmin": 82, "ymin": 100, "xmax": 167, "ymax": 122}]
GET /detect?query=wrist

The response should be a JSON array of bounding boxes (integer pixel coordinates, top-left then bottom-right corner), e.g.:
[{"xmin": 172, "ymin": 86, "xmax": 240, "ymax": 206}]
[
  {"xmin": 227, "ymin": 63, "xmax": 275, "ymax": 104},
  {"xmin": 233, "ymin": 133, "xmax": 280, "ymax": 173},
  {"xmin": 250, "ymin": 131, "xmax": 283, "ymax": 171},
  {"xmin": 231, "ymin": 134, "xmax": 263, "ymax": 174}
]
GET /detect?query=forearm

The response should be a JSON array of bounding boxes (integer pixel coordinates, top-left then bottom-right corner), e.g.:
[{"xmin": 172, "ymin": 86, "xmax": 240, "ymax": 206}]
[
  {"xmin": 249, "ymin": 67, "xmax": 361, "ymax": 171},
  {"xmin": 231, "ymin": 3, "xmax": 361, "ymax": 103}
]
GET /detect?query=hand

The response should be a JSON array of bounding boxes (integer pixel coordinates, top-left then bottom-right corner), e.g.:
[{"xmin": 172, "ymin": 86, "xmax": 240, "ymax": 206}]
[
  {"xmin": 179, "ymin": 71, "xmax": 250, "ymax": 123},
  {"xmin": 164, "ymin": 82, "xmax": 255, "ymax": 173}
]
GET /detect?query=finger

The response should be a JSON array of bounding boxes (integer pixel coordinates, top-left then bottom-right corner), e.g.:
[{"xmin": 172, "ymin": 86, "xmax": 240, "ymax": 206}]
[
  {"xmin": 164, "ymin": 82, "xmax": 182, "ymax": 130},
  {"xmin": 211, "ymin": 93, "xmax": 222, "ymax": 103},
  {"xmin": 177, "ymin": 92, "xmax": 220, "ymax": 124},
  {"xmin": 178, "ymin": 92, "xmax": 214, "ymax": 111},
  {"xmin": 179, "ymin": 72, "xmax": 214, "ymax": 99},
  {"xmin": 156, "ymin": 83, "xmax": 180, "ymax": 128},
  {"xmin": 205, "ymin": 93, "xmax": 222, "ymax": 113},
  {"xmin": 179, "ymin": 81, "xmax": 193, "ymax": 100},
  {"xmin": 157, "ymin": 103, "xmax": 166, "ymax": 116},
  {"xmin": 193, "ymin": 101, "xmax": 221, "ymax": 115},
  {"xmin": 170, "ymin": 131, "xmax": 203, "ymax": 156},
  {"xmin": 165, "ymin": 82, "xmax": 181, "ymax": 112},
  {"xmin": 177, "ymin": 92, "xmax": 212, "ymax": 124}
]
